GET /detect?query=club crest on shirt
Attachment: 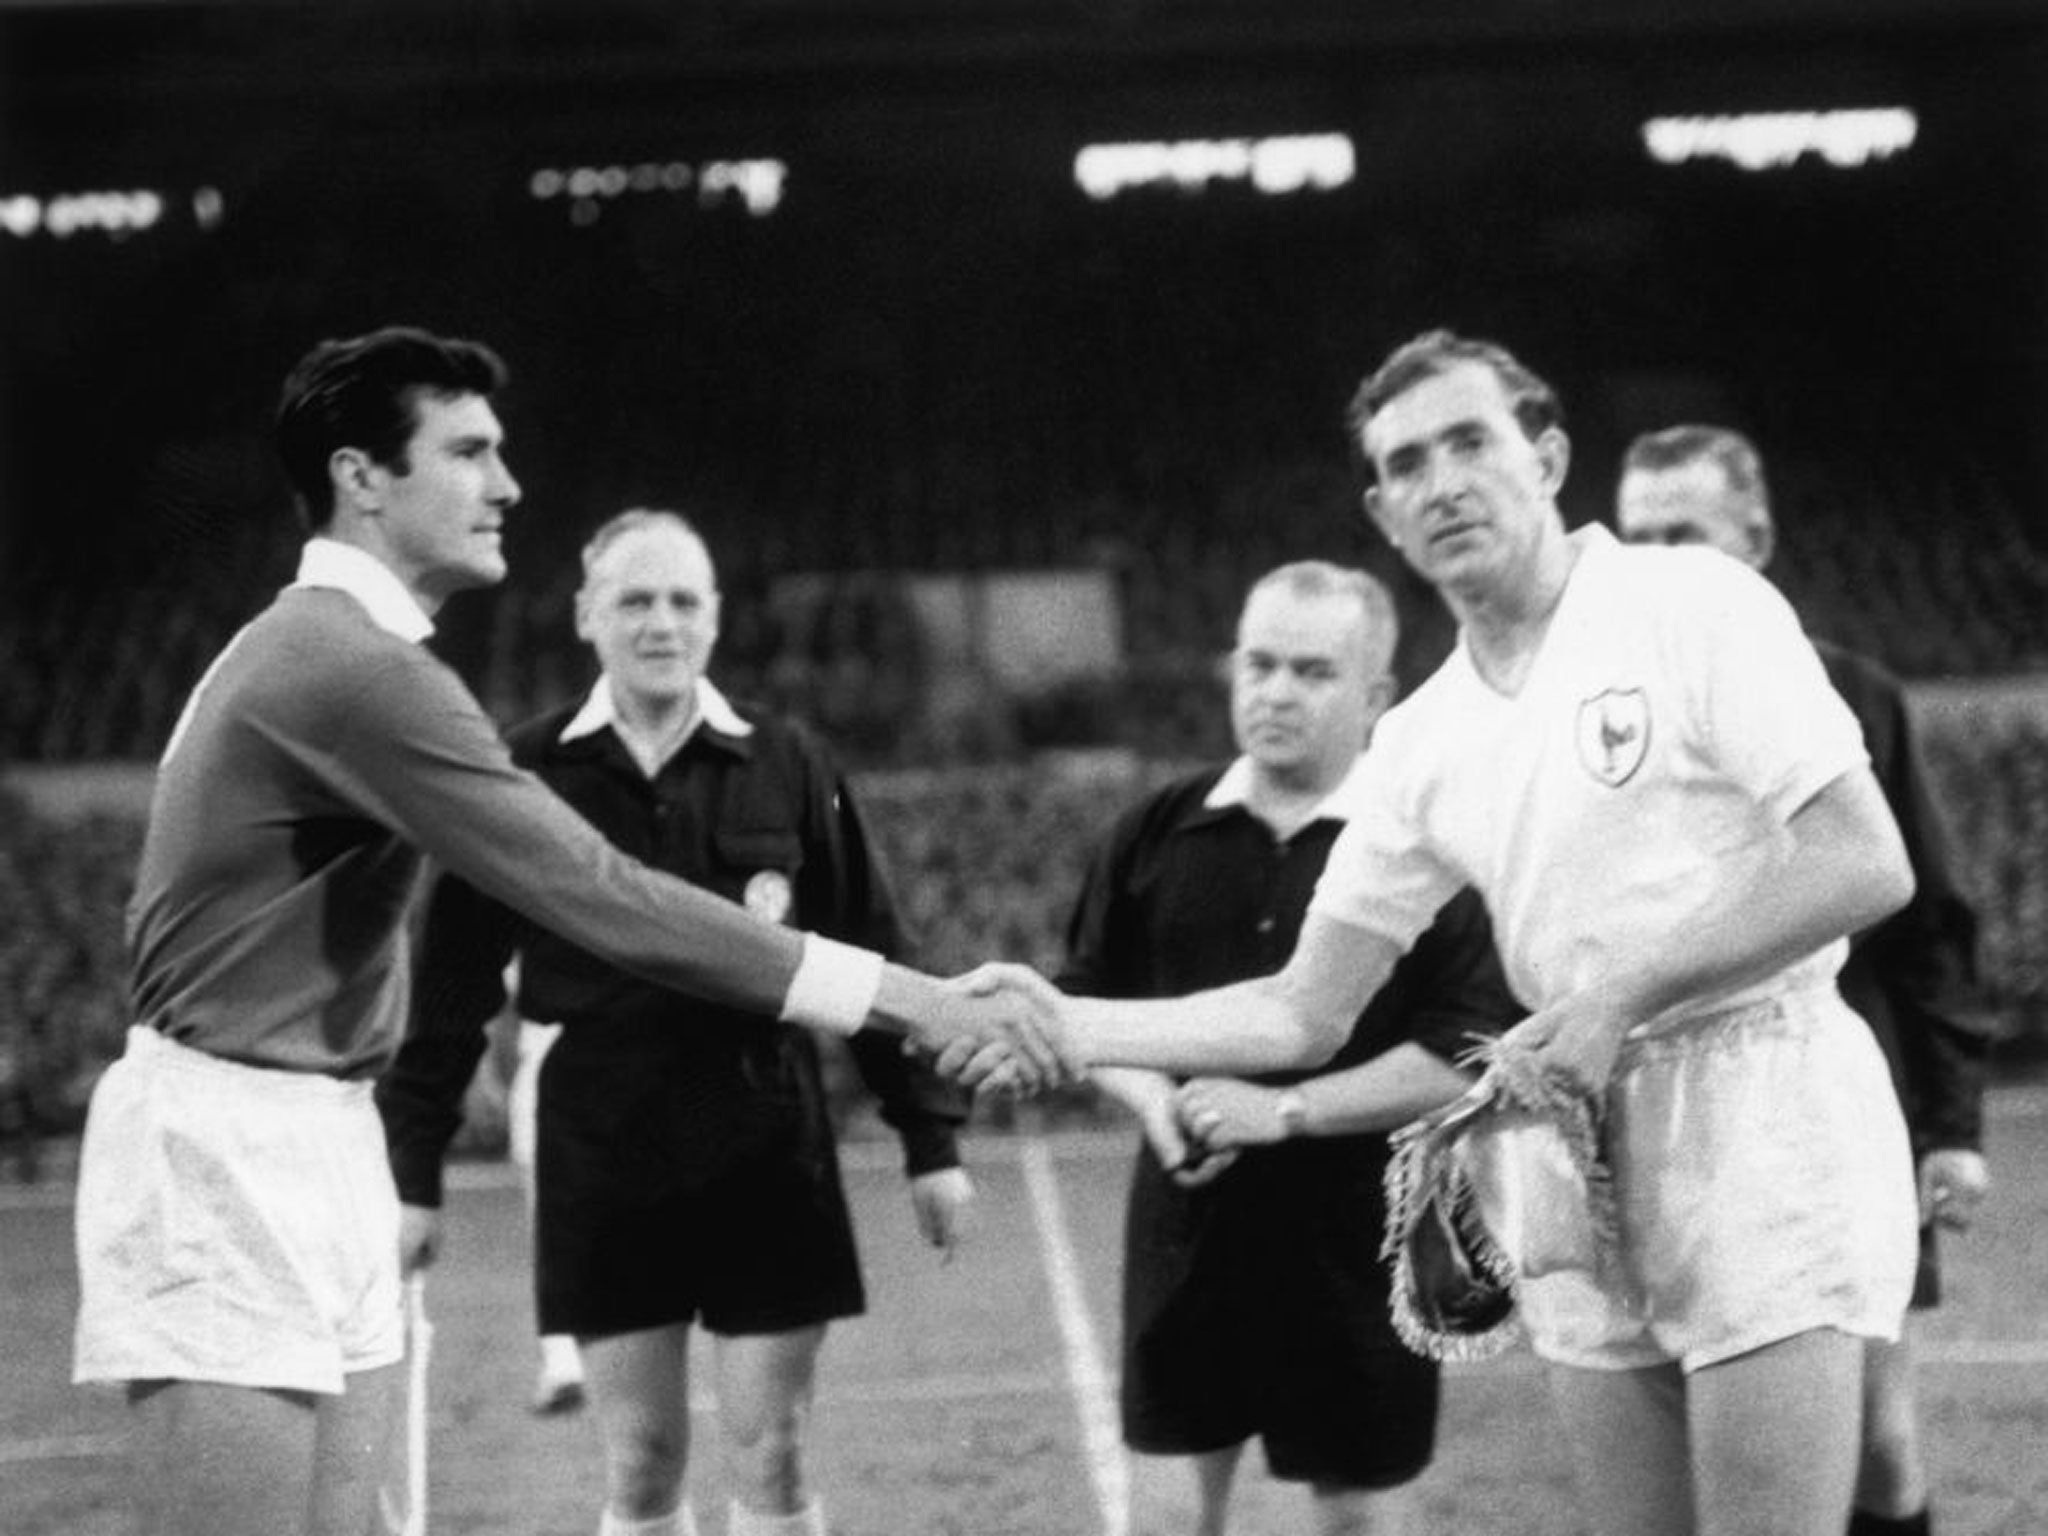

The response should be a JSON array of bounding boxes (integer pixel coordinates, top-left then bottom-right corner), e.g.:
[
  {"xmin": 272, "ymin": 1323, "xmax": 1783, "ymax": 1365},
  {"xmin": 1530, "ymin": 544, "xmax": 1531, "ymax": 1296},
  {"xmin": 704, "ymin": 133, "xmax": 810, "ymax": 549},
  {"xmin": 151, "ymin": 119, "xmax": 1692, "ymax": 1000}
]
[
  {"xmin": 1575, "ymin": 687, "xmax": 1651, "ymax": 788},
  {"xmin": 743, "ymin": 870, "xmax": 794, "ymax": 924}
]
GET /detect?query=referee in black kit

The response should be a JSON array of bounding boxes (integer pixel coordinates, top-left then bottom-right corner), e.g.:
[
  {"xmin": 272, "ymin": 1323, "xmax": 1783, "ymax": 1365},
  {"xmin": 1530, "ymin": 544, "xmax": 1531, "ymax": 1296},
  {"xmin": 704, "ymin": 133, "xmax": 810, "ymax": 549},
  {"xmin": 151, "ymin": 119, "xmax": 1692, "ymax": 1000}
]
[{"xmin": 381, "ymin": 509, "xmax": 972, "ymax": 1536}]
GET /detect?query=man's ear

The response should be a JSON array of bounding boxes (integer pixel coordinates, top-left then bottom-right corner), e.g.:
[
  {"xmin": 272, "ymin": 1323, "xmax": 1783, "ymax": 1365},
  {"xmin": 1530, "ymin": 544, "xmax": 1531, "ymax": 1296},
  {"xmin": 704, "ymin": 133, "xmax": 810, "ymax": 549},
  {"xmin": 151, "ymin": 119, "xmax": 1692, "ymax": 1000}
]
[
  {"xmin": 329, "ymin": 447, "xmax": 382, "ymax": 512},
  {"xmin": 1534, "ymin": 426, "xmax": 1572, "ymax": 496},
  {"xmin": 1748, "ymin": 516, "xmax": 1777, "ymax": 569}
]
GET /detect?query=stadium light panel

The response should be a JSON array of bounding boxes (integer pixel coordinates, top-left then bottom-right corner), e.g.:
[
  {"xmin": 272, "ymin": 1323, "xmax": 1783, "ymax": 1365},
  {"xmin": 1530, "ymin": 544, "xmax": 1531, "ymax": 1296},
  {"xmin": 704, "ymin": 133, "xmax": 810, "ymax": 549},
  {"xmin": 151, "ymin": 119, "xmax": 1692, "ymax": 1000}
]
[
  {"xmin": 1642, "ymin": 109, "xmax": 1917, "ymax": 171},
  {"xmin": 528, "ymin": 157, "xmax": 784, "ymax": 222},
  {"xmin": 0, "ymin": 188, "xmax": 179, "ymax": 240},
  {"xmin": 1074, "ymin": 133, "xmax": 1354, "ymax": 200}
]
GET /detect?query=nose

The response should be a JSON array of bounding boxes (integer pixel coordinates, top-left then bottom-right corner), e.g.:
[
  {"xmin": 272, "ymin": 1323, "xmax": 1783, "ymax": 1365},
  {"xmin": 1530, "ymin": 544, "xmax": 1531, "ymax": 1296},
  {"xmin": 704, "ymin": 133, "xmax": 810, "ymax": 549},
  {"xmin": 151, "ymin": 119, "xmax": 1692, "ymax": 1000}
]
[
  {"xmin": 1253, "ymin": 666, "xmax": 1302, "ymax": 705},
  {"xmin": 1419, "ymin": 449, "xmax": 1464, "ymax": 510},
  {"xmin": 489, "ymin": 455, "xmax": 521, "ymax": 509}
]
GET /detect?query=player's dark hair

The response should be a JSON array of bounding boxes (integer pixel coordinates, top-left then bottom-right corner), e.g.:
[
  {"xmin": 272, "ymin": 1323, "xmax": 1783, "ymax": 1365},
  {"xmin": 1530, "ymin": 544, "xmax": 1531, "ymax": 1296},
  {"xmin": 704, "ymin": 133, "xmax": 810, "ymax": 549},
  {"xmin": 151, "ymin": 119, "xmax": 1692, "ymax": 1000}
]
[
  {"xmin": 275, "ymin": 325, "xmax": 508, "ymax": 532},
  {"xmin": 1345, "ymin": 330, "xmax": 1564, "ymax": 468}
]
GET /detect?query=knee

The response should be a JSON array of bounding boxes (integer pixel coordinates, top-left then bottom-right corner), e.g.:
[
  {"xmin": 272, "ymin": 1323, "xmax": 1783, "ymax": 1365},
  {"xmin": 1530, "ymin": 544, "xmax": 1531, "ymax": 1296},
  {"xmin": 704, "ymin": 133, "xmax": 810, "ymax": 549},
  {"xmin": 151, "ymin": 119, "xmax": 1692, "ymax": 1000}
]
[{"xmin": 607, "ymin": 1420, "xmax": 689, "ymax": 1515}]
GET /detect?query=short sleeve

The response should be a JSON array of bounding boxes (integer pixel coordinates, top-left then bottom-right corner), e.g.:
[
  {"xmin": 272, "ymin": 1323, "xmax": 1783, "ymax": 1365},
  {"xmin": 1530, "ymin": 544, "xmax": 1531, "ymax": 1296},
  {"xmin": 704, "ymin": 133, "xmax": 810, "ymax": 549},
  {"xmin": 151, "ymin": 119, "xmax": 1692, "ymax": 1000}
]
[
  {"xmin": 1308, "ymin": 736, "xmax": 1464, "ymax": 953},
  {"xmin": 1667, "ymin": 555, "xmax": 1868, "ymax": 823}
]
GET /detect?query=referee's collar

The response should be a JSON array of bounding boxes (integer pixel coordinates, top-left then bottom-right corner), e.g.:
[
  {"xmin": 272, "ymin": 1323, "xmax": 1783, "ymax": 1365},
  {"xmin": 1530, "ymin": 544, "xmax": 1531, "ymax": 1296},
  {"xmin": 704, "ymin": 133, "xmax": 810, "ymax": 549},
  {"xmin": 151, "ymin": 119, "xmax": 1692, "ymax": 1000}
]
[
  {"xmin": 1202, "ymin": 751, "xmax": 1374, "ymax": 824},
  {"xmin": 291, "ymin": 537, "xmax": 435, "ymax": 643},
  {"xmin": 558, "ymin": 676, "xmax": 754, "ymax": 747}
]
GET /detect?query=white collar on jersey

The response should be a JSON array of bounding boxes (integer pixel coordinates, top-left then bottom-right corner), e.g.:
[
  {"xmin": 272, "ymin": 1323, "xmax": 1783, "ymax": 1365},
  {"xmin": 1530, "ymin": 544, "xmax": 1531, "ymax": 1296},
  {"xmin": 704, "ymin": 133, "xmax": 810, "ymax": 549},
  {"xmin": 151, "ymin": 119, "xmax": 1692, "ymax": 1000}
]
[
  {"xmin": 291, "ymin": 537, "xmax": 435, "ymax": 644},
  {"xmin": 1202, "ymin": 749, "xmax": 1375, "ymax": 823},
  {"xmin": 558, "ymin": 675, "xmax": 754, "ymax": 745}
]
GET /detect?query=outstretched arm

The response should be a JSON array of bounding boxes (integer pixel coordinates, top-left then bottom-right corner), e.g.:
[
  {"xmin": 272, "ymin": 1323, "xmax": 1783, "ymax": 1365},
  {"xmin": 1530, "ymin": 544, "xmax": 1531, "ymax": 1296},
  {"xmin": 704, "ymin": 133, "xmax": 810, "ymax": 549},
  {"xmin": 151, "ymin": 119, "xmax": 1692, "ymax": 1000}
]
[
  {"xmin": 1069, "ymin": 912, "xmax": 1407, "ymax": 1077},
  {"xmin": 950, "ymin": 913, "xmax": 1405, "ymax": 1089}
]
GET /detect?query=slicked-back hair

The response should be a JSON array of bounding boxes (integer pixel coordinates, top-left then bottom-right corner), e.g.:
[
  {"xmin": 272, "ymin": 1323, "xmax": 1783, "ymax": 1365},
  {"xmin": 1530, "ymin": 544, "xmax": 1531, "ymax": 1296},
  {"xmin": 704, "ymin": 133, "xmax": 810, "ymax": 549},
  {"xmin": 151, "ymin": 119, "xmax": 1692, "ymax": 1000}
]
[
  {"xmin": 578, "ymin": 508, "xmax": 714, "ymax": 594},
  {"xmin": 1621, "ymin": 424, "xmax": 1772, "ymax": 520},
  {"xmin": 1345, "ymin": 329, "xmax": 1564, "ymax": 466},
  {"xmin": 275, "ymin": 325, "xmax": 508, "ymax": 531},
  {"xmin": 1242, "ymin": 559, "xmax": 1399, "ymax": 682}
]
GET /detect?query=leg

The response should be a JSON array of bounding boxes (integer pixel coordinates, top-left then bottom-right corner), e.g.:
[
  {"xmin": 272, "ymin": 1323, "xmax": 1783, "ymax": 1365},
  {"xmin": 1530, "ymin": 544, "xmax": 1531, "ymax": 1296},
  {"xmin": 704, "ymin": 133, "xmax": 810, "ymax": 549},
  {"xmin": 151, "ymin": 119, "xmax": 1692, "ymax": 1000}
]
[
  {"xmin": 1544, "ymin": 1360, "xmax": 1693, "ymax": 1536},
  {"xmin": 511, "ymin": 1020, "xmax": 583, "ymax": 1411},
  {"xmin": 127, "ymin": 1379, "xmax": 319, "ymax": 1536},
  {"xmin": 581, "ymin": 1324, "xmax": 695, "ymax": 1523},
  {"xmin": 1854, "ymin": 1331, "xmax": 1929, "ymax": 1522},
  {"xmin": 1190, "ymin": 1444, "xmax": 1242, "ymax": 1536},
  {"xmin": 1689, "ymin": 1327, "xmax": 1864, "ymax": 1536},
  {"xmin": 716, "ymin": 1326, "xmax": 828, "ymax": 1527},
  {"xmin": 1309, "ymin": 1478, "xmax": 1417, "ymax": 1536},
  {"xmin": 1125, "ymin": 1445, "xmax": 1243, "ymax": 1536},
  {"xmin": 311, "ymin": 1360, "xmax": 404, "ymax": 1536}
]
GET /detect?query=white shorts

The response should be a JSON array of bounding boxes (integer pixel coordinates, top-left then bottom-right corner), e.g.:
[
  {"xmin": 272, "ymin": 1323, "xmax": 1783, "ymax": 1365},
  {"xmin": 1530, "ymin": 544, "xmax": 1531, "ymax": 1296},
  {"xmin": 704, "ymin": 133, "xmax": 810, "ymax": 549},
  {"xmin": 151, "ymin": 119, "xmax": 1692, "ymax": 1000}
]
[
  {"xmin": 1508, "ymin": 987, "xmax": 1917, "ymax": 1372},
  {"xmin": 73, "ymin": 1027, "xmax": 404, "ymax": 1395}
]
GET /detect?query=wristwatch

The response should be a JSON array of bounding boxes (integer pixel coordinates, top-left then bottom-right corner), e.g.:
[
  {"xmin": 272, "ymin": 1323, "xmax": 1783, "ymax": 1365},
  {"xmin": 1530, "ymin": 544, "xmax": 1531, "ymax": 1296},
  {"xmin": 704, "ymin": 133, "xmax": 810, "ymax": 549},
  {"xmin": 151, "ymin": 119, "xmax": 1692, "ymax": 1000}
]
[{"xmin": 1275, "ymin": 1089, "xmax": 1311, "ymax": 1139}]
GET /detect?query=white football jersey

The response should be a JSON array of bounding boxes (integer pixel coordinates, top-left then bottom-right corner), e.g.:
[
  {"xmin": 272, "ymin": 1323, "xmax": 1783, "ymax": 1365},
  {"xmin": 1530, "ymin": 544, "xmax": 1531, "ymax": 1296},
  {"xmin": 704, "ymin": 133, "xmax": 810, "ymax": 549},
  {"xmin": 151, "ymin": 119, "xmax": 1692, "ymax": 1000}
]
[{"xmin": 1313, "ymin": 525, "xmax": 1869, "ymax": 1025}]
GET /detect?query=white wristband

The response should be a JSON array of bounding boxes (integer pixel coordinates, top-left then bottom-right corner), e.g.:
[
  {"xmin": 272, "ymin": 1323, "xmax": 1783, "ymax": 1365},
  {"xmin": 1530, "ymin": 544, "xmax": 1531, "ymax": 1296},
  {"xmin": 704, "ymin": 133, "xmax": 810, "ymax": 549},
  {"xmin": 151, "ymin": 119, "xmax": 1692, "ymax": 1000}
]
[{"xmin": 777, "ymin": 933, "xmax": 885, "ymax": 1038}]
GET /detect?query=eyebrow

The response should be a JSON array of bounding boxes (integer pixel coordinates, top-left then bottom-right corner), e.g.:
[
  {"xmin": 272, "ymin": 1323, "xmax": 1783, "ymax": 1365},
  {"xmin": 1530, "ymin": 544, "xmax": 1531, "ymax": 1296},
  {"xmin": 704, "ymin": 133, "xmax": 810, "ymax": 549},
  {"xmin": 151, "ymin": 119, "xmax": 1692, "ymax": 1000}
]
[{"xmin": 1381, "ymin": 415, "xmax": 1489, "ymax": 462}]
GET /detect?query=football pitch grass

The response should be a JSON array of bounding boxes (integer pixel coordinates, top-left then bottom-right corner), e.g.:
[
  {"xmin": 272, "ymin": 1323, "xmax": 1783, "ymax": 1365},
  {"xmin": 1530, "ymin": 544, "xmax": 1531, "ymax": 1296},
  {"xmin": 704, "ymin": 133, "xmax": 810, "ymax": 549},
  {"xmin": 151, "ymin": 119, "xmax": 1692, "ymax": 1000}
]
[{"xmin": 5, "ymin": 1092, "xmax": 2044, "ymax": 1536}]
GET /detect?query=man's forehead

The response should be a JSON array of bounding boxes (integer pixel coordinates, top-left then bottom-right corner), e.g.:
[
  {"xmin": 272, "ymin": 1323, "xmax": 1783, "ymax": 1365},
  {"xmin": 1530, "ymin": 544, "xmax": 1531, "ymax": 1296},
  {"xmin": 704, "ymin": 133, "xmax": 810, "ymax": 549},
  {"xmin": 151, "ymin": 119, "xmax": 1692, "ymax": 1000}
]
[
  {"xmin": 1363, "ymin": 361, "xmax": 1514, "ymax": 450},
  {"xmin": 593, "ymin": 526, "xmax": 716, "ymax": 588},
  {"xmin": 1238, "ymin": 591, "xmax": 1363, "ymax": 655},
  {"xmin": 414, "ymin": 390, "xmax": 501, "ymax": 439}
]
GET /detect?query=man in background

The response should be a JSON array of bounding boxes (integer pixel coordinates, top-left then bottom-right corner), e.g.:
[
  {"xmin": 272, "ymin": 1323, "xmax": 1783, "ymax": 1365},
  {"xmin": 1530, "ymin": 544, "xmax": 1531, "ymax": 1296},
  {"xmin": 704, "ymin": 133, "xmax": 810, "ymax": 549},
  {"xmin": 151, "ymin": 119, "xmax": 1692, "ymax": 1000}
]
[
  {"xmin": 1062, "ymin": 560, "xmax": 1520, "ymax": 1536},
  {"xmin": 381, "ymin": 510, "xmax": 974, "ymax": 1536},
  {"xmin": 1617, "ymin": 423, "xmax": 1991, "ymax": 1536}
]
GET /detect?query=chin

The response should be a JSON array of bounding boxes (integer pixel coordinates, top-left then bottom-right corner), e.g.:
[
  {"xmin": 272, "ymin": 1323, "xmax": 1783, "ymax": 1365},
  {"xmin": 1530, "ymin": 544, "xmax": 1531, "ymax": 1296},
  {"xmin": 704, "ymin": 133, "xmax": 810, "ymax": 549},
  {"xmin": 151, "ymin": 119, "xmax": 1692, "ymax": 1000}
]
[
  {"xmin": 1247, "ymin": 743, "xmax": 1304, "ymax": 770},
  {"xmin": 1423, "ymin": 547, "xmax": 1492, "ymax": 589},
  {"xmin": 633, "ymin": 674, "xmax": 694, "ymax": 702}
]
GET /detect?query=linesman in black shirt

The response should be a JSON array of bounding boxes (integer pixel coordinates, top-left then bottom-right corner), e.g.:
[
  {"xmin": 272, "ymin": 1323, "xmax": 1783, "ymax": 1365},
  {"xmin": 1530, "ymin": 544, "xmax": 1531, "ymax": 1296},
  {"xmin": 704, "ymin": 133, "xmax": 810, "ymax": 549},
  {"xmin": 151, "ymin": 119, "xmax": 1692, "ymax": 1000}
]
[
  {"xmin": 1061, "ymin": 561, "xmax": 1523, "ymax": 1536},
  {"xmin": 380, "ymin": 509, "xmax": 971, "ymax": 1536}
]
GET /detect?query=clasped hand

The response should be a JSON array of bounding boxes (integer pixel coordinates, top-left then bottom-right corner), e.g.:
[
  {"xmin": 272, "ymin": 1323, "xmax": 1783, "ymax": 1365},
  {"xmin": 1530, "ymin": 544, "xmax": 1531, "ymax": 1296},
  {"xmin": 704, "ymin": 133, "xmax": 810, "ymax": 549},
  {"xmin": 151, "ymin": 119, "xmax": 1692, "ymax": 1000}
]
[{"xmin": 927, "ymin": 962, "xmax": 1084, "ymax": 1096}]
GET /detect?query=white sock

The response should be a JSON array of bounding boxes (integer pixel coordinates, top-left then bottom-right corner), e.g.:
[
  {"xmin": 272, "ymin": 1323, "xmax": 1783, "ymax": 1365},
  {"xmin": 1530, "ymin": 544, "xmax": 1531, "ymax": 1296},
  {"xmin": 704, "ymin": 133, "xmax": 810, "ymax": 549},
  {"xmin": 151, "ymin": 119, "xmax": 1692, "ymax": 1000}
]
[
  {"xmin": 727, "ymin": 1497, "xmax": 827, "ymax": 1536},
  {"xmin": 540, "ymin": 1334, "xmax": 583, "ymax": 1380},
  {"xmin": 597, "ymin": 1503, "xmax": 698, "ymax": 1536}
]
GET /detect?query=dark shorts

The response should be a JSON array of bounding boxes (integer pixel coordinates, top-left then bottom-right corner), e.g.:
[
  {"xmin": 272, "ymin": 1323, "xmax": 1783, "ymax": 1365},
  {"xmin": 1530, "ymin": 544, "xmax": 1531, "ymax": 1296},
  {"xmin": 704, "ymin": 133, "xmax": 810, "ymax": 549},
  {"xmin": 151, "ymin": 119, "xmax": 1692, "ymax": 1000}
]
[
  {"xmin": 1120, "ymin": 1139, "xmax": 1439, "ymax": 1488},
  {"xmin": 532, "ymin": 1023, "xmax": 865, "ymax": 1340}
]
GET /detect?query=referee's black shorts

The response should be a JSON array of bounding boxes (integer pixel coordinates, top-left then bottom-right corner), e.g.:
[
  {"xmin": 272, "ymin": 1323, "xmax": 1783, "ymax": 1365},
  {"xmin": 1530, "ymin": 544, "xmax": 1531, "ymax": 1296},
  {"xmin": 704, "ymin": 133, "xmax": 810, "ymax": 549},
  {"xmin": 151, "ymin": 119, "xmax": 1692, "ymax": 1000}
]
[
  {"xmin": 1119, "ymin": 1139, "xmax": 1438, "ymax": 1489},
  {"xmin": 532, "ymin": 1023, "xmax": 865, "ymax": 1340}
]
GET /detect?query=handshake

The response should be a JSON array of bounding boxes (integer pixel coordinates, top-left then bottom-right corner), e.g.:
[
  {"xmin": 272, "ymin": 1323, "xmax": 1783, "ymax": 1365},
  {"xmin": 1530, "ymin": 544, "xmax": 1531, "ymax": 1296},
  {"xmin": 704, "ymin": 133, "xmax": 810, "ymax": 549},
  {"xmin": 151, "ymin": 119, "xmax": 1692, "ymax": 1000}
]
[{"xmin": 903, "ymin": 962, "xmax": 1090, "ymax": 1097}]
